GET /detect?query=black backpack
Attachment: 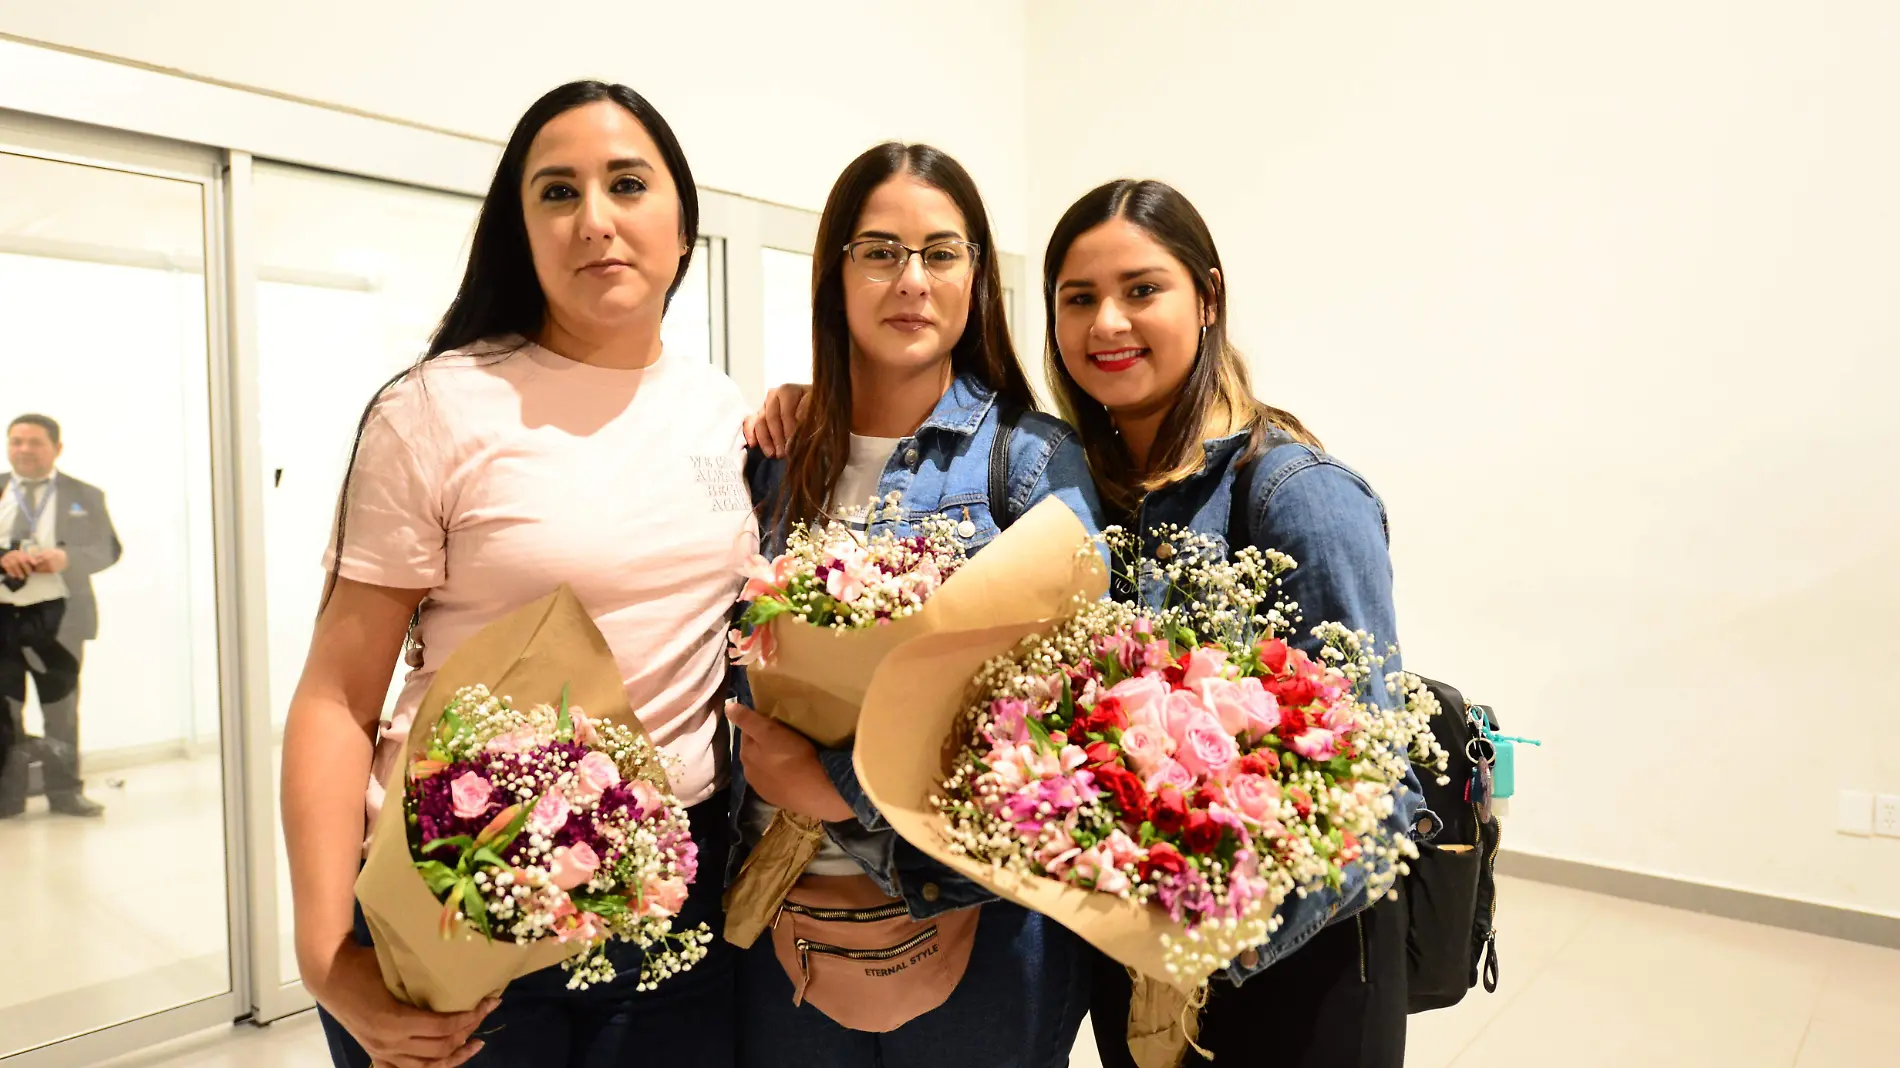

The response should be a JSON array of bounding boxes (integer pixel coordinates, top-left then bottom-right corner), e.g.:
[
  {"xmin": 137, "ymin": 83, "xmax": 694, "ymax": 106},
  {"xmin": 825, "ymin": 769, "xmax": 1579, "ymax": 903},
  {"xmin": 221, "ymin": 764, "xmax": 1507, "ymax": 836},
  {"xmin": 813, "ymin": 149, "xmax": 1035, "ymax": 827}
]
[{"xmin": 1228, "ymin": 454, "xmax": 1501, "ymax": 1013}]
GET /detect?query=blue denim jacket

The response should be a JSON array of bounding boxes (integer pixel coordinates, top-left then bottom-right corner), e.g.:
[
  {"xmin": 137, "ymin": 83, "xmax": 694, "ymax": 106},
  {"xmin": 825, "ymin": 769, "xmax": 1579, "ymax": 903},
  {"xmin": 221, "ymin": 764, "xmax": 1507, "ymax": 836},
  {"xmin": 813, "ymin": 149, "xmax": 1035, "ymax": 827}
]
[
  {"xmin": 727, "ymin": 373, "xmax": 1107, "ymax": 919},
  {"xmin": 1129, "ymin": 429, "xmax": 1430, "ymax": 984}
]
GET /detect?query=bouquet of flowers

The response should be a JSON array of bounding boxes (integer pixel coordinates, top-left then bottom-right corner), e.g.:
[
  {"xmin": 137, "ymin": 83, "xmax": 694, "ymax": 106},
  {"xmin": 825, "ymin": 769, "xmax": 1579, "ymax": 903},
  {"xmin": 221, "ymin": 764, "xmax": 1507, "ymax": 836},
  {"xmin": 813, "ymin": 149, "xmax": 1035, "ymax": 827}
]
[
  {"xmin": 356, "ymin": 587, "xmax": 711, "ymax": 1011},
  {"xmin": 854, "ymin": 530, "xmax": 1446, "ymax": 1066},
  {"xmin": 727, "ymin": 496, "xmax": 968, "ymax": 679},
  {"xmin": 721, "ymin": 497, "xmax": 1106, "ymax": 947},
  {"xmin": 403, "ymin": 684, "xmax": 711, "ymax": 990}
]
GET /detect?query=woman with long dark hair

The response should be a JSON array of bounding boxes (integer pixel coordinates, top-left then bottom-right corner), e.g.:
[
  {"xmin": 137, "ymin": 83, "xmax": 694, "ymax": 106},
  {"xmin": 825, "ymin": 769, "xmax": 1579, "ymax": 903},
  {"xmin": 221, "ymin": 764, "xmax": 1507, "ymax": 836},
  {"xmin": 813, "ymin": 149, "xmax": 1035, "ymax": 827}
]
[
  {"xmin": 1043, "ymin": 179, "xmax": 1423, "ymax": 1067},
  {"xmin": 282, "ymin": 81, "xmax": 749, "ymax": 1068},
  {"xmin": 725, "ymin": 142, "xmax": 1100, "ymax": 1068}
]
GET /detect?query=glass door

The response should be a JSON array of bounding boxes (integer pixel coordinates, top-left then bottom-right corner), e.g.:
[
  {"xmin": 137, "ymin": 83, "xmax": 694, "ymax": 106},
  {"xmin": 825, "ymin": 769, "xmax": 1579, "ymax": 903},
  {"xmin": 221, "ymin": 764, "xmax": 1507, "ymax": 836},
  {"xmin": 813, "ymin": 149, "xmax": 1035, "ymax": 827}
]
[{"xmin": 0, "ymin": 117, "xmax": 240, "ymax": 1063}]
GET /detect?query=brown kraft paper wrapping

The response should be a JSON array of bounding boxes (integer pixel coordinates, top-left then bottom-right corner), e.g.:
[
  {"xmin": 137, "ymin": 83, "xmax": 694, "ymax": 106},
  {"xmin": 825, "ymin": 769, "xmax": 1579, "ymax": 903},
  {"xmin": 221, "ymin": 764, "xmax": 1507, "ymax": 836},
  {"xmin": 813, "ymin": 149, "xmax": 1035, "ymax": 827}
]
[
  {"xmin": 724, "ymin": 498, "xmax": 1105, "ymax": 948},
  {"xmin": 355, "ymin": 585, "xmax": 663, "ymax": 1012}
]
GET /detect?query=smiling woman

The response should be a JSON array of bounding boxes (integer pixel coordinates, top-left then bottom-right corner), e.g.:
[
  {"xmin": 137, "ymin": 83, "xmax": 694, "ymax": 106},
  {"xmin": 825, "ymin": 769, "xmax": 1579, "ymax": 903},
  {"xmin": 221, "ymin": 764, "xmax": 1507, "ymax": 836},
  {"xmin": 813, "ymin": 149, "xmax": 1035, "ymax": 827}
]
[{"xmin": 279, "ymin": 81, "xmax": 751, "ymax": 1068}]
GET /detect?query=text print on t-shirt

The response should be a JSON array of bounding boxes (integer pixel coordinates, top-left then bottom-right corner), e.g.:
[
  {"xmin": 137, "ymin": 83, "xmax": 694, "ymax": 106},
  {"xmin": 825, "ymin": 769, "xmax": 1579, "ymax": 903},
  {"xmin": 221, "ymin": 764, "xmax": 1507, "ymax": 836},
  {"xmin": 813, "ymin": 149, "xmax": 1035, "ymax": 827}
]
[{"xmin": 691, "ymin": 454, "xmax": 750, "ymax": 513}]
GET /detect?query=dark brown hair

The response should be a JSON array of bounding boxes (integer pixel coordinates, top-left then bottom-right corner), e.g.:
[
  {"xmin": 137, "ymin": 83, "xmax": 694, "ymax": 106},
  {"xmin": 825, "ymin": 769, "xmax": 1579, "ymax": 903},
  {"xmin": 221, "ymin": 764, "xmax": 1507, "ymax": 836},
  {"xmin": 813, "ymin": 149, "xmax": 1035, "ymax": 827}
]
[
  {"xmin": 1041, "ymin": 179, "xmax": 1319, "ymax": 514},
  {"xmin": 776, "ymin": 142, "xmax": 1033, "ymax": 527},
  {"xmin": 8, "ymin": 414, "xmax": 60, "ymax": 445}
]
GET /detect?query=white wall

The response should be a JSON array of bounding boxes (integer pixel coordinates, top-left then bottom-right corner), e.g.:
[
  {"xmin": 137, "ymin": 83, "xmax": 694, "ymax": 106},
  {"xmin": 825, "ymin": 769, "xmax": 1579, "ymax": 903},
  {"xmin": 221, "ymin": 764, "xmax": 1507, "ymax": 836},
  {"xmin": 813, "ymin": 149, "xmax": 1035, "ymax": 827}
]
[
  {"xmin": 1025, "ymin": 1, "xmax": 1900, "ymax": 916},
  {"xmin": 0, "ymin": 0, "xmax": 1034, "ymax": 251}
]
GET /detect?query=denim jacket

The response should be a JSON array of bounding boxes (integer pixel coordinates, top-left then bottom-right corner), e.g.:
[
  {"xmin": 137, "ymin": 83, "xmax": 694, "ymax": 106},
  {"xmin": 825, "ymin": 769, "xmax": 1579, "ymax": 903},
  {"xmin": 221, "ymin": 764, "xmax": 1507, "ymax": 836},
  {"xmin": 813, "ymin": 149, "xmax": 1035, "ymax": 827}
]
[
  {"xmin": 1129, "ymin": 429, "xmax": 1431, "ymax": 985},
  {"xmin": 726, "ymin": 373, "xmax": 1107, "ymax": 920}
]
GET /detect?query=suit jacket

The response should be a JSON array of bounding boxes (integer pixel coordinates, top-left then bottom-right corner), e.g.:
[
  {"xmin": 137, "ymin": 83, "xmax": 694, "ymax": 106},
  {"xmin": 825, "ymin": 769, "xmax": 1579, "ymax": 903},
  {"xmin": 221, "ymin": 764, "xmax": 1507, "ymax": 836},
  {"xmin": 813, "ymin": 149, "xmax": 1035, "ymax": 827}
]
[{"xmin": 0, "ymin": 472, "xmax": 122, "ymax": 641}]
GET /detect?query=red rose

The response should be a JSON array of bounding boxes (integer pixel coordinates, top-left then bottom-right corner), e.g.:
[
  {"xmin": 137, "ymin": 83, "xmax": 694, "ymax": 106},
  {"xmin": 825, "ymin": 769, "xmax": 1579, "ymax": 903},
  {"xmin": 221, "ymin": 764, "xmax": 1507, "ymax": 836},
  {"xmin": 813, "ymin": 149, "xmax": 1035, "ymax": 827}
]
[
  {"xmin": 1257, "ymin": 638, "xmax": 1292, "ymax": 675},
  {"xmin": 1182, "ymin": 810, "xmax": 1223, "ymax": 854},
  {"xmin": 1139, "ymin": 841, "xmax": 1188, "ymax": 882},
  {"xmin": 1277, "ymin": 705, "xmax": 1311, "ymax": 738},
  {"xmin": 1287, "ymin": 786, "xmax": 1314, "ymax": 819},
  {"xmin": 1094, "ymin": 765, "xmax": 1150, "ymax": 824},
  {"xmin": 1084, "ymin": 741, "xmax": 1118, "ymax": 767},
  {"xmin": 1191, "ymin": 785, "xmax": 1227, "ymax": 811},
  {"xmin": 1267, "ymin": 675, "xmax": 1322, "ymax": 708},
  {"xmin": 1151, "ymin": 785, "xmax": 1188, "ymax": 835},
  {"xmin": 1091, "ymin": 696, "xmax": 1129, "ymax": 733},
  {"xmin": 1238, "ymin": 751, "xmax": 1281, "ymax": 779}
]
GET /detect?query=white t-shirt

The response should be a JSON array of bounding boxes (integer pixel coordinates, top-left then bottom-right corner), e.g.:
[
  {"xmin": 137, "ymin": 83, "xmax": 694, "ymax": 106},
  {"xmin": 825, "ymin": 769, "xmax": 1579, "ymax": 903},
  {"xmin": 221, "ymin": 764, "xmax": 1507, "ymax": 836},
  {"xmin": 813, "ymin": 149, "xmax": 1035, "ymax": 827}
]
[
  {"xmin": 329, "ymin": 338, "xmax": 756, "ymax": 831},
  {"xmin": 742, "ymin": 433, "xmax": 899, "ymax": 876}
]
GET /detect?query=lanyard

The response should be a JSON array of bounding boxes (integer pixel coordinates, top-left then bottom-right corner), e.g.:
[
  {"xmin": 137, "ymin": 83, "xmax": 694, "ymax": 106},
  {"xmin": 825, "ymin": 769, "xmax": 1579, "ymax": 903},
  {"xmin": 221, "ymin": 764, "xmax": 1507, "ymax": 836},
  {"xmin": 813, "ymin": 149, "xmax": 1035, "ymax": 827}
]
[{"xmin": 13, "ymin": 478, "xmax": 49, "ymax": 535}]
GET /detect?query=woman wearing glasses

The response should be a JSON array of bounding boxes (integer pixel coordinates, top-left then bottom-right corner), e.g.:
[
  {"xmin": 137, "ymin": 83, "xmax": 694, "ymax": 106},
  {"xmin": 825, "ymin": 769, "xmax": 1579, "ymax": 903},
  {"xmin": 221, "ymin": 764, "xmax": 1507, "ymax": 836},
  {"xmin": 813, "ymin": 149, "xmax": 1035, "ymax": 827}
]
[{"xmin": 725, "ymin": 142, "xmax": 1101, "ymax": 1068}]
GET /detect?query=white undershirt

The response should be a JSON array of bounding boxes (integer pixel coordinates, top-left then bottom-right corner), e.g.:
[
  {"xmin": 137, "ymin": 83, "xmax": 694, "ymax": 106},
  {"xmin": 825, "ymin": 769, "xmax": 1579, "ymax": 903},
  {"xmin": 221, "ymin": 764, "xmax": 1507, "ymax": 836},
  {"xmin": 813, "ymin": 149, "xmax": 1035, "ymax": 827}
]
[
  {"xmin": 743, "ymin": 434, "xmax": 902, "ymax": 876},
  {"xmin": 0, "ymin": 473, "xmax": 68, "ymax": 606}
]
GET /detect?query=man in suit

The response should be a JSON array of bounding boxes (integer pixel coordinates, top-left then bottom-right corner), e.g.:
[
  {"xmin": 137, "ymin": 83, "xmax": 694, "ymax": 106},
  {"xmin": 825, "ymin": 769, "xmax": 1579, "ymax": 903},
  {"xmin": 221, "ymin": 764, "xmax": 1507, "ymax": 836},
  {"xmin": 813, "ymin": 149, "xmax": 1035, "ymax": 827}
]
[{"xmin": 0, "ymin": 414, "xmax": 121, "ymax": 818}]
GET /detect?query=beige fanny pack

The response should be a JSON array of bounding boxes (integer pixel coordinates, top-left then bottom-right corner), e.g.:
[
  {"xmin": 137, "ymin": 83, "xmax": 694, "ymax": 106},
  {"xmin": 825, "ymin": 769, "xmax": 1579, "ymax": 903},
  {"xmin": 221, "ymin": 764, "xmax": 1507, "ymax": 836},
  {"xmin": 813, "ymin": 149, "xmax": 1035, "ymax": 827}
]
[{"xmin": 769, "ymin": 873, "xmax": 979, "ymax": 1032}]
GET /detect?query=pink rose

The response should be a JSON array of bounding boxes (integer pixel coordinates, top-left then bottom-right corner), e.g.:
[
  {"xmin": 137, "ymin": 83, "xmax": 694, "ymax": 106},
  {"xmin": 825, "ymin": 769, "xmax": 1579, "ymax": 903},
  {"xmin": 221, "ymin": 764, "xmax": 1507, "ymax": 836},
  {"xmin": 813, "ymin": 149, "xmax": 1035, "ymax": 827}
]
[
  {"xmin": 1321, "ymin": 701, "xmax": 1357, "ymax": 732},
  {"xmin": 1103, "ymin": 675, "xmax": 1168, "ymax": 723},
  {"xmin": 1180, "ymin": 647, "xmax": 1229, "ymax": 689},
  {"xmin": 1118, "ymin": 723, "xmax": 1174, "ymax": 776},
  {"xmin": 642, "ymin": 875, "xmax": 689, "ymax": 918},
  {"xmin": 528, "ymin": 791, "xmax": 572, "ymax": 837},
  {"xmin": 570, "ymin": 751, "xmax": 621, "ymax": 805},
  {"xmin": 549, "ymin": 841, "xmax": 600, "ymax": 890},
  {"xmin": 449, "ymin": 771, "xmax": 494, "ymax": 820},
  {"xmin": 1144, "ymin": 758, "xmax": 1196, "ymax": 794},
  {"xmin": 1198, "ymin": 677, "xmax": 1250, "ymax": 737},
  {"xmin": 1175, "ymin": 713, "xmax": 1241, "ymax": 779},
  {"xmin": 1228, "ymin": 773, "xmax": 1283, "ymax": 825},
  {"xmin": 1290, "ymin": 726, "xmax": 1343, "ymax": 761},
  {"xmin": 628, "ymin": 779, "xmax": 666, "ymax": 820},
  {"xmin": 1163, "ymin": 690, "xmax": 1210, "ymax": 746},
  {"xmin": 1235, "ymin": 677, "xmax": 1282, "ymax": 739}
]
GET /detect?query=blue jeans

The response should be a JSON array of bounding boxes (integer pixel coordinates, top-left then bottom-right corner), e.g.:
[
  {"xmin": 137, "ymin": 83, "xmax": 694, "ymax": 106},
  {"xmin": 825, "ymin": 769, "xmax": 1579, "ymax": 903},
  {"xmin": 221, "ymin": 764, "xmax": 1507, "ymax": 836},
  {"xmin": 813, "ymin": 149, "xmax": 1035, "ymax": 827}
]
[
  {"xmin": 734, "ymin": 899, "xmax": 1089, "ymax": 1068},
  {"xmin": 319, "ymin": 791, "xmax": 737, "ymax": 1068}
]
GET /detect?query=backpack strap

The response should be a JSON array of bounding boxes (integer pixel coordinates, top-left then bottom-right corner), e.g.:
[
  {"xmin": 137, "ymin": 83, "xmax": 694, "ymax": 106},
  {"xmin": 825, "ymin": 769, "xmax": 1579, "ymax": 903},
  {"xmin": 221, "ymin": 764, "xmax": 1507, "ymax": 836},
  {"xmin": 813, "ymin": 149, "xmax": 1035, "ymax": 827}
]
[
  {"xmin": 989, "ymin": 402, "xmax": 1024, "ymax": 532},
  {"xmin": 1226, "ymin": 454, "xmax": 1264, "ymax": 553}
]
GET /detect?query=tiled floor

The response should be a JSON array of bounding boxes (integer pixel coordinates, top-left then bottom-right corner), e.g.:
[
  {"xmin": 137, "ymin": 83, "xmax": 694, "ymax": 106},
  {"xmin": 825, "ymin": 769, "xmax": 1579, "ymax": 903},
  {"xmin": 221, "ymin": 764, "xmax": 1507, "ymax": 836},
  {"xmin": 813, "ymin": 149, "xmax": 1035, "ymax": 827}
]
[{"xmin": 77, "ymin": 874, "xmax": 1900, "ymax": 1068}]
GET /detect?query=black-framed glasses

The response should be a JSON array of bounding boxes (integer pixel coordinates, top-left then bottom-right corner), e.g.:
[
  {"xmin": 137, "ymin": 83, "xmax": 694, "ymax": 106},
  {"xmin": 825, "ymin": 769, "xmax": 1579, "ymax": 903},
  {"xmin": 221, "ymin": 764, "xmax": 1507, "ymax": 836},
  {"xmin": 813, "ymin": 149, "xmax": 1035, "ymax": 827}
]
[{"xmin": 843, "ymin": 238, "xmax": 981, "ymax": 283}]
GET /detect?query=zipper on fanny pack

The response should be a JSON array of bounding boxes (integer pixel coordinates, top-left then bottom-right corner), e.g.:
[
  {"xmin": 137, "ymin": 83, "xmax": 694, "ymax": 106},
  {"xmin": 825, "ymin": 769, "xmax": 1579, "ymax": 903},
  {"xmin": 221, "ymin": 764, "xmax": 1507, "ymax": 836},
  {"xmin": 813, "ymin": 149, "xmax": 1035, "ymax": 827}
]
[
  {"xmin": 782, "ymin": 900, "xmax": 913, "ymax": 923},
  {"xmin": 796, "ymin": 924, "xmax": 940, "ymax": 967}
]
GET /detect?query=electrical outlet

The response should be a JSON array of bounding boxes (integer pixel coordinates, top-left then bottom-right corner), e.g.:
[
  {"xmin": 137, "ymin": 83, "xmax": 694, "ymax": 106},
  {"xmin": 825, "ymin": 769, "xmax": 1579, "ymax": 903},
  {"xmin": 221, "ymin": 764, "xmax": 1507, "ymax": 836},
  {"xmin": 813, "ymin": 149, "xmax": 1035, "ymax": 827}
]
[
  {"xmin": 1838, "ymin": 790, "xmax": 1874, "ymax": 836},
  {"xmin": 1876, "ymin": 794, "xmax": 1900, "ymax": 839}
]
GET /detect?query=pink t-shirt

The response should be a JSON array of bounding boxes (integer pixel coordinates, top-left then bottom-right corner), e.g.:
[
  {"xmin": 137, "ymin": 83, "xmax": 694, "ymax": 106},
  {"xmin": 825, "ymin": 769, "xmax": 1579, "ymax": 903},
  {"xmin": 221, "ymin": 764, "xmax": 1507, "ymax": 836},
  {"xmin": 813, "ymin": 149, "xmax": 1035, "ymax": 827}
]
[{"xmin": 330, "ymin": 338, "xmax": 755, "ymax": 829}]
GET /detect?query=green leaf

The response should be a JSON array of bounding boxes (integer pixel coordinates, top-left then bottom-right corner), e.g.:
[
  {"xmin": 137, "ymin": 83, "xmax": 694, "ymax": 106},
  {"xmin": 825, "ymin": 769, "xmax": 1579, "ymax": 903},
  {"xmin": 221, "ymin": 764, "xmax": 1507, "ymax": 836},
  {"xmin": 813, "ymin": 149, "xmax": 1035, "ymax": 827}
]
[
  {"xmin": 460, "ymin": 878, "xmax": 492, "ymax": 939},
  {"xmin": 440, "ymin": 708, "xmax": 465, "ymax": 746},
  {"xmin": 570, "ymin": 893, "xmax": 632, "ymax": 921},
  {"xmin": 741, "ymin": 598, "xmax": 794, "ymax": 627},
  {"xmin": 1024, "ymin": 714, "xmax": 1055, "ymax": 753},
  {"xmin": 413, "ymin": 860, "xmax": 460, "ymax": 895},
  {"xmin": 1058, "ymin": 675, "xmax": 1077, "ymax": 729},
  {"xmin": 420, "ymin": 835, "xmax": 475, "ymax": 857},
  {"xmin": 470, "ymin": 846, "xmax": 511, "ymax": 872},
  {"xmin": 1138, "ymin": 821, "xmax": 1158, "ymax": 847},
  {"xmin": 556, "ymin": 683, "xmax": 573, "ymax": 742}
]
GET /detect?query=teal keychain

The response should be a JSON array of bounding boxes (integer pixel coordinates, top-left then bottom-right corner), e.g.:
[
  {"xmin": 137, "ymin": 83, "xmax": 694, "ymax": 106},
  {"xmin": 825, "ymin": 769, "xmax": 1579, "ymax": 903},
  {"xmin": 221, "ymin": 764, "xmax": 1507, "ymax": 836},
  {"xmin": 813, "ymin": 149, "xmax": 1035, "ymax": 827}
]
[{"xmin": 1480, "ymin": 721, "xmax": 1541, "ymax": 801}]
